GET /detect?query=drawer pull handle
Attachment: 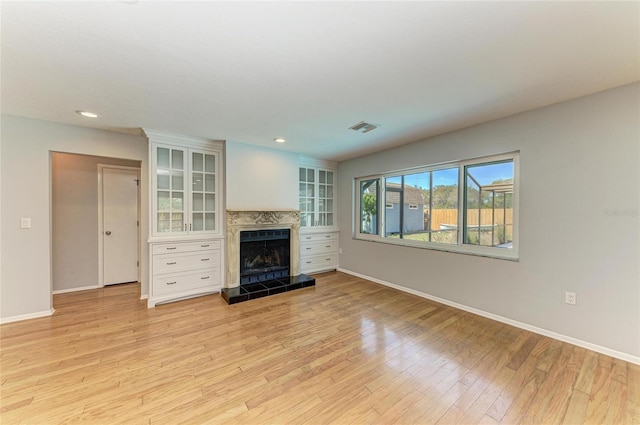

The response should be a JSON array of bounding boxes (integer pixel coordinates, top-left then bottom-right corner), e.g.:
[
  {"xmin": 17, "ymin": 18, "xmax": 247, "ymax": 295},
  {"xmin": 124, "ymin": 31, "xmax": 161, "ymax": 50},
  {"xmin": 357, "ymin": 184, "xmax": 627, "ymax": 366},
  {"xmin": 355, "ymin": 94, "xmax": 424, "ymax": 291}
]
[
  {"xmin": 166, "ymin": 247, "xmax": 177, "ymax": 250},
  {"xmin": 306, "ymin": 247, "xmax": 312, "ymax": 250},
  {"xmin": 201, "ymin": 276, "xmax": 210, "ymax": 280},
  {"xmin": 166, "ymin": 281, "xmax": 177, "ymax": 285},
  {"xmin": 326, "ymin": 258, "xmax": 331, "ymax": 261},
  {"xmin": 305, "ymin": 237, "xmax": 311, "ymax": 240},
  {"xmin": 166, "ymin": 262, "xmax": 177, "ymax": 265},
  {"xmin": 201, "ymin": 258, "xmax": 210, "ymax": 261},
  {"xmin": 325, "ymin": 245, "xmax": 331, "ymax": 248},
  {"xmin": 306, "ymin": 261, "xmax": 312, "ymax": 264},
  {"xmin": 325, "ymin": 235, "xmax": 331, "ymax": 238},
  {"xmin": 201, "ymin": 244, "xmax": 210, "ymax": 247}
]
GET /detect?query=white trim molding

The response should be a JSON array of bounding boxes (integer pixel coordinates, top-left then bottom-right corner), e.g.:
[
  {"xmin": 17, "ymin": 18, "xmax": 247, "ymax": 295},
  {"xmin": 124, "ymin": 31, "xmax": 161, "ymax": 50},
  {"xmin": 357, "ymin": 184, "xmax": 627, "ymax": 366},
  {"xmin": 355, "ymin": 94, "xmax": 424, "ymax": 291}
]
[
  {"xmin": 299, "ymin": 156, "xmax": 337, "ymax": 170},
  {"xmin": 338, "ymin": 267, "xmax": 640, "ymax": 366},
  {"xmin": 52, "ymin": 285, "xmax": 100, "ymax": 295},
  {"xmin": 1, "ymin": 309, "xmax": 55, "ymax": 324},
  {"xmin": 142, "ymin": 128, "xmax": 224, "ymax": 150}
]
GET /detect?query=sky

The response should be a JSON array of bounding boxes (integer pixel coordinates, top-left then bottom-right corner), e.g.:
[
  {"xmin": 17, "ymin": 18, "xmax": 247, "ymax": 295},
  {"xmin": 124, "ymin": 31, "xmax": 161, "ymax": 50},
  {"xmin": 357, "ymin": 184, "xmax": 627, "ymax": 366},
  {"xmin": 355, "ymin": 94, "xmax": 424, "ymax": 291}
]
[
  {"xmin": 388, "ymin": 160, "xmax": 513, "ymax": 189},
  {"xmin": 466, "ymin": 161, "xmax": 513, "ymax": 186}
]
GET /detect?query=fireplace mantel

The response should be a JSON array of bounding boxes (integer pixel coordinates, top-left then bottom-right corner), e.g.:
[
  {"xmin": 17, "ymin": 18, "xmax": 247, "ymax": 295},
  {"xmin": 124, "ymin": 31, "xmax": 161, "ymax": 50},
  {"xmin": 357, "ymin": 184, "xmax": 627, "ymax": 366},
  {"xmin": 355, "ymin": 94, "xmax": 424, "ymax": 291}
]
[{"xmin": 225, "ymin": 209, "xmax": 300, "ymax": 288}]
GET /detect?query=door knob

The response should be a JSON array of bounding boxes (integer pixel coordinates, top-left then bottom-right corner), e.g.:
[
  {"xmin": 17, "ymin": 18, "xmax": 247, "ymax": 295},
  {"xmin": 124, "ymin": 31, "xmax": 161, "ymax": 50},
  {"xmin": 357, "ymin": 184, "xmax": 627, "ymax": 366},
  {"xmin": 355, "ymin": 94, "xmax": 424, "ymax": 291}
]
[{"xmin": 105, "ymin": 231, "xmax": 112, "ymax": 235}]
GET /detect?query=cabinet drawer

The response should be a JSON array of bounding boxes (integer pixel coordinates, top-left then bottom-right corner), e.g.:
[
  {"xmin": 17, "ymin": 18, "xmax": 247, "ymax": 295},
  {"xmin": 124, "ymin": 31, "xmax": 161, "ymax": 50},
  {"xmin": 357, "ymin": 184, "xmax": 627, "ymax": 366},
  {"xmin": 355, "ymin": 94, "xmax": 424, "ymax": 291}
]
[
  {"xmin": 301, "ymin": 253, "xmax": 338, "ymax": 269},
  {"xmin": 152, "ymin": 269, "xmax": 220, "ymax": 296},
  {"xmin": 152, "ymin": 240, "xmax": 221, "ymax": 255},
  {"xmin": 300, "ymin": 233, "xmax": 338, "ymax": 243},
  {"xmin": 153, "ymin": 250, "xmax": 219, "ymax": 274},
  {"xmin": 301, "ymin": 240, "xmax": 338, "ymax": 256}
]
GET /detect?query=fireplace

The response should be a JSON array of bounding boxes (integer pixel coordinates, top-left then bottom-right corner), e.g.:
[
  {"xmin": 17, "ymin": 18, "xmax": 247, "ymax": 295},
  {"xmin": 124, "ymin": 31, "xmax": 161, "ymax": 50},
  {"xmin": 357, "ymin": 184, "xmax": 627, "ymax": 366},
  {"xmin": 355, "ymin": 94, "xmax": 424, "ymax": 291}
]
[
  {"xmin": 240, "ymin": 229, "xmax": 290, "ymax": 284},
  {"xmin": 222, "ymin": 209, "xmax": 315, "ymax": 304}
]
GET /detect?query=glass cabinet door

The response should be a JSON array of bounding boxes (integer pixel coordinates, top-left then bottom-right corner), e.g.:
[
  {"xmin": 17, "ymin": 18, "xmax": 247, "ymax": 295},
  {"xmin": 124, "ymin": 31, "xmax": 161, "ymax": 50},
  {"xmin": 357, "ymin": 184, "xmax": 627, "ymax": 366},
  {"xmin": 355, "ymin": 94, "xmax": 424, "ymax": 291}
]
[
  {"xmin": 191, "ymin": 151, "xmax": 217, "ymax": 232},
  {"xmin": 299, "ymin": 166, "xmax": 335, "ymax": 228},
  {"xmin": 156, "ymin": 146, "xmax": 185, "ymax": 234},
  {"xmin": 318, "ymin": 170, "xmax": 334, "ymax": 227},
  {"xmin": 150, "ymin": 135, "xmax": 222, "ymax": 238},
  {"xmin": 299, "ymin": 167, "xmax": 315, "ymax": 228}
]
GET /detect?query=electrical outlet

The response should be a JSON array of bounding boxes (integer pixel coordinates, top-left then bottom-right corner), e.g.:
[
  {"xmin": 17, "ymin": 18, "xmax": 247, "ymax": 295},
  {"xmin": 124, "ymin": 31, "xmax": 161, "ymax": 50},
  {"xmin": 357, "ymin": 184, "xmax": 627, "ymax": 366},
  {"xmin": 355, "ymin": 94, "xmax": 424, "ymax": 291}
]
[
  {"xmin": 20, "ymin": 217, "xmax": 31, "ymax": 229},
  {"xmin": 565, "ymin": 292, "xmax": 576, "ymax": 305},
  {"xmin": 339, "ymin": 248, "xmax": 343, "ymax": 254}
]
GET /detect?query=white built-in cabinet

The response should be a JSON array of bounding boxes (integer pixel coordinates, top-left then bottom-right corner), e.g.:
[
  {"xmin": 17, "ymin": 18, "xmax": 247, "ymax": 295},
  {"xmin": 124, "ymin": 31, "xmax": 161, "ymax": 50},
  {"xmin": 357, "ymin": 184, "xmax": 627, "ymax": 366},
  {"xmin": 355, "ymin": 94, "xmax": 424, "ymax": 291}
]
[
  {"xmin": 145, "ymin": 129, "xmax": 224, "ymax": 307},
  {"xmin": 300, "ymin": 232, "xmax": 339, "ymax": 274},
  {"xmin": 299, "ymin": 158, "xmax": 339, "ymax": 274},
  {"xmin": 152, "ymin": 144, "xmax": 220, "ymax": 236},
  {"xmin": 299, "ymin": 166, "xmax": 335, "ymax": 229}
]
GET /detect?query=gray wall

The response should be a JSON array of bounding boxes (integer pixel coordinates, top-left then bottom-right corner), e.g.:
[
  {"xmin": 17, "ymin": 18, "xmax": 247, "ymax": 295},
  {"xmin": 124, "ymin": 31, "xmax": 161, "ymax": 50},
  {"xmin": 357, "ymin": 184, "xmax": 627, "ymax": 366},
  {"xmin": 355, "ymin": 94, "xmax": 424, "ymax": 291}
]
[
  {"xmin": 337, "ymin": 83, "xmax": 640, "ymax": 359},
  {"xmin": 52, "ymin": 153, "xmax": 140, "ymax": 292},
  {"xmin": 0, "ymin": 116, "xmax": 149, "ymax": 320}
]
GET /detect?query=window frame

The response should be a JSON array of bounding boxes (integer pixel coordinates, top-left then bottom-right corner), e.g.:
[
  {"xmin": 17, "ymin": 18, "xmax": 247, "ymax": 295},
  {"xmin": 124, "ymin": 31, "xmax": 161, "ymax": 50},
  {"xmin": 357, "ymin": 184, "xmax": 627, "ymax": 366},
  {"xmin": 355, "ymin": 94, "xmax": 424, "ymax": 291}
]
[
  {"xmin": 355, "ymin": 176, "xmax": 382, "ymax": 241},
  {"xmin": 354, "ymin": 152, "xmax": 519, "ymax": 260}
]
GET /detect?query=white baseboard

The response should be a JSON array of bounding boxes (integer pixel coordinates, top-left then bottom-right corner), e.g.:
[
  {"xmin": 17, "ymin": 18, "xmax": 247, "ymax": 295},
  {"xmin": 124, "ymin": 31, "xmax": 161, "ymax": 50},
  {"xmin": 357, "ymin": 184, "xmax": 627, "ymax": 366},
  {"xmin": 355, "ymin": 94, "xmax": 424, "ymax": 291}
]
[
  {"xmin": 337, "ymin": 268, "xmax": 640, "ymax": 366},
  {"xmin": 52, "ymin": 285, "xmax": 101, "ymax": 295},
  {"xmin": 1, "ymin": 309, "xmax": 55, "ymax": 324}
]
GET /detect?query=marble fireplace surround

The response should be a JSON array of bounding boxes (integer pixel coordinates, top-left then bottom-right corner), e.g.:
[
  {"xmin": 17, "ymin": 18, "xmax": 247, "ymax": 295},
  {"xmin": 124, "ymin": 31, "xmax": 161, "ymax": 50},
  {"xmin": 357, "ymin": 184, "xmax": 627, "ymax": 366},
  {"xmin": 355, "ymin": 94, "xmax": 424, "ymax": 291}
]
[{"xmin": 225, "ymin": 209, "xmax": 301, "ymax": 288}]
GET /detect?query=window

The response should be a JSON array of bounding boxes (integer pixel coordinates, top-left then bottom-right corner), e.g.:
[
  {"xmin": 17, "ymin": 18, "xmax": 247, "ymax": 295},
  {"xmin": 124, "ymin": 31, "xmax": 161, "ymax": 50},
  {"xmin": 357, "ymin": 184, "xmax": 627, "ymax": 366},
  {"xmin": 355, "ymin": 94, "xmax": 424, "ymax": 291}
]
[
  {"xmin": 355, "ymin": 153, "xmax": 518, "ymax": 259},
  {"xmin": 359, "ymin": 178, "xmax": 379, "ymax": 236},
  {"xmin": 464, "ymin": 161, "xmax": 514, "ymax": 248}
]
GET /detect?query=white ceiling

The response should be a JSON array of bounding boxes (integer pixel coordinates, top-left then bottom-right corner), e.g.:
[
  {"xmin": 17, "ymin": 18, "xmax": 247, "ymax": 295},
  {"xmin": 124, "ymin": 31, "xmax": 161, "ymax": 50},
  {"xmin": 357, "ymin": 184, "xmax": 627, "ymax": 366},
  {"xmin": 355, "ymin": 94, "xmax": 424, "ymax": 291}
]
[{"xmin": 2, "ymin": 1, "xmax": 639, "ymax": 161}]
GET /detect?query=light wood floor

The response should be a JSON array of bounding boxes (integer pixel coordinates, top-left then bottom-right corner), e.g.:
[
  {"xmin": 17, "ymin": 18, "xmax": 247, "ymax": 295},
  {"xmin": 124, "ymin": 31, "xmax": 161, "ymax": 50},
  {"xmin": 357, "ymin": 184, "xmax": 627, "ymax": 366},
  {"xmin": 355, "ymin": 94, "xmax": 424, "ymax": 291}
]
[{"xmin": 1, "ymin": 272, "xmax": 638, "ymax": 424}]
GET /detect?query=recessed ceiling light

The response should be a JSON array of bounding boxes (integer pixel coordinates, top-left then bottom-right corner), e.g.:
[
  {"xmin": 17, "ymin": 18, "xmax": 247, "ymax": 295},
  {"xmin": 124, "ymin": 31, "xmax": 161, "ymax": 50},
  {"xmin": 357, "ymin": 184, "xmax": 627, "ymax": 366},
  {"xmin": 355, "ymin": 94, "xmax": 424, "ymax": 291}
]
[
  {"xmin": 76, "ymin": 110, "xmax": 99, "ymax": 118},
  {"xmin": 274, "ymin": 137, "xmax": 286, "ymax": 143}
]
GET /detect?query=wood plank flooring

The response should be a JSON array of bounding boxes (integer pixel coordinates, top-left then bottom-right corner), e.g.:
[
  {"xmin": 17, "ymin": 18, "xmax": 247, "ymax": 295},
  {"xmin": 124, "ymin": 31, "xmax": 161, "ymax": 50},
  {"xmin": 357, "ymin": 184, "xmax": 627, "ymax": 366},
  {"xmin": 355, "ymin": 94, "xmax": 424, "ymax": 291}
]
[{"xmin": 1, "ymin": 272, "xmax": 638, "ymax": 424}]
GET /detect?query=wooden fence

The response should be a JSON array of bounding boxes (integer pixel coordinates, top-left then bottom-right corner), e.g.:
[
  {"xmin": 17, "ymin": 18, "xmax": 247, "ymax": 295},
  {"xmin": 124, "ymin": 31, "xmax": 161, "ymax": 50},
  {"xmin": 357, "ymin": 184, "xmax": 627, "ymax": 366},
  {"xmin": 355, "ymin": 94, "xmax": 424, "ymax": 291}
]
[{"xmin": 427, "ymin": 209, "xmax": 513, "ymax": 231}]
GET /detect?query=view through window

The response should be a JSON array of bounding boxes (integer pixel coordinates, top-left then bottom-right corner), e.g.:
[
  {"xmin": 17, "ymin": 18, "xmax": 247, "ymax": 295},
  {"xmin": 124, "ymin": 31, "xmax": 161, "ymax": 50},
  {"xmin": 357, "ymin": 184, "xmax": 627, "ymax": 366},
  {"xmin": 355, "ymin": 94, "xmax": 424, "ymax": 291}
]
[{"xmin": 355, "ymin": 153, "xmax": 518, "ymax": 258}]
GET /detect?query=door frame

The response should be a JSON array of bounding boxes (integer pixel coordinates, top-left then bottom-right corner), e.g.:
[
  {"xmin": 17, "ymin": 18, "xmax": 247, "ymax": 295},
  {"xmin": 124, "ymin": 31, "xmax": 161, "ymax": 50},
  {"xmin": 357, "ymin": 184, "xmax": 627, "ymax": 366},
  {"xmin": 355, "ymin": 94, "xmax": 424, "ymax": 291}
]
[{"xmin": 97, "ymin": 164, "xmax": 141, "ymax": 287}]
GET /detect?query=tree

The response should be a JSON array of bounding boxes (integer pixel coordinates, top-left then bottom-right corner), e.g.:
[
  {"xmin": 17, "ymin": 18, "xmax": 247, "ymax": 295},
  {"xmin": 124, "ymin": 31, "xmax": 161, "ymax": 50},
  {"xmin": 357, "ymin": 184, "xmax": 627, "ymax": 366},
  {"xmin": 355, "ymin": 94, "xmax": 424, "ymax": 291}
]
[
  {"xmin": 420, "ymin": 185, "xmax": 458, "ymax": 209},
  {"xmin": 362, "ymin": 193, "xmax": 377, "ymax": 218},
  {"xmin": 432, "ymin": 185, "xmax": 458, "ymax": 209},
  {"xmin": 361, "ymin": 192, "xmax": 377, "ymax": 233}
]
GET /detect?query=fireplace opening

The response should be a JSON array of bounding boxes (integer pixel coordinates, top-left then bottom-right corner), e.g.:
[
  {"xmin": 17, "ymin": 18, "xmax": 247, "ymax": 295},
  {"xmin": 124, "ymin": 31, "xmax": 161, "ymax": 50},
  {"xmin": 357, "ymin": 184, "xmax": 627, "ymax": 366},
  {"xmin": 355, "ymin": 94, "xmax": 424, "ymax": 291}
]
[{"xmin": 239, "ymin": 229, "xmax": 290, "ymax": 284}]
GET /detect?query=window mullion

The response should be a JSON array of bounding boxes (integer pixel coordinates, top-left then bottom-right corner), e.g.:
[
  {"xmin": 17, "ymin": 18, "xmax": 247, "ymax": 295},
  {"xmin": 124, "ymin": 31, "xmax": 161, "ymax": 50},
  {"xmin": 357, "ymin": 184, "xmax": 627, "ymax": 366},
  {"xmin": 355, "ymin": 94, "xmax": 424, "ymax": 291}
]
[
  {"xmin": 428, "ymin": 171, "xmax": 433, "ymax": 243},
  {"xmin": 380, "ymin": 178, "xmax": 385, "ymax": 237},
  {"xmin": 399, "ymin": 175, "xmax": 404, "ymax": 239},
  {"xmin": 458, "ymin": 164, "xmax": 464, "ymax": 245}
]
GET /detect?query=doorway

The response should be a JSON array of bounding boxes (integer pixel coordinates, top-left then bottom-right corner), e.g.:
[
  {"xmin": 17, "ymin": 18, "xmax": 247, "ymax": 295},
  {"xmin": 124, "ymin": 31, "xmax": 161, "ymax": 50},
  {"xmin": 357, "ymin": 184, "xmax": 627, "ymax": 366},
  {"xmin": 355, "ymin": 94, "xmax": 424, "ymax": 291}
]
[{"xmin": 51, "ymin": 153, "xmax": 141, "ymax": 294}]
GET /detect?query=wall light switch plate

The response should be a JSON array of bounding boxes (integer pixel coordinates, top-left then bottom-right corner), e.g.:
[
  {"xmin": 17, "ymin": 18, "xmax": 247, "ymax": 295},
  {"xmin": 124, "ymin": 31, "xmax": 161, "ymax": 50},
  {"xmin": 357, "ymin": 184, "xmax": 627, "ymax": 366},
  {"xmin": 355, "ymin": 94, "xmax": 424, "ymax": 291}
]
[{"xmin": 20, "ymin": 218, "xmax": 31, "ymax": 229}]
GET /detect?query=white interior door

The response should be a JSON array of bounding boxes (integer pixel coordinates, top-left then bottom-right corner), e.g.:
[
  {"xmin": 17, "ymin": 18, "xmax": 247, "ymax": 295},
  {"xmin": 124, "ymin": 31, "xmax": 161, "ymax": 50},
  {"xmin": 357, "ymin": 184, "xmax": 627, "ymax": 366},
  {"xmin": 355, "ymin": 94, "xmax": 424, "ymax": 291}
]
[{"xmin": 102, "ymin": 168, "xmax": 139, "ymax": 285}]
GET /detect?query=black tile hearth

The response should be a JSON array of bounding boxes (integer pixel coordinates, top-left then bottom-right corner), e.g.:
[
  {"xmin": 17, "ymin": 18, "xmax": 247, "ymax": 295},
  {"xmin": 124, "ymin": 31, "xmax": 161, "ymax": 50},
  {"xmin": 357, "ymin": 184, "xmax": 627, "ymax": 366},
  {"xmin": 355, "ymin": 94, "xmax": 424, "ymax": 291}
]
[
  {"xmin": 261, "ymin": 280, "xmax": 287, "ymax": 289},
  {"xmin": 221, "ymin": 274, "xmax": 315, "ymax": 305}
]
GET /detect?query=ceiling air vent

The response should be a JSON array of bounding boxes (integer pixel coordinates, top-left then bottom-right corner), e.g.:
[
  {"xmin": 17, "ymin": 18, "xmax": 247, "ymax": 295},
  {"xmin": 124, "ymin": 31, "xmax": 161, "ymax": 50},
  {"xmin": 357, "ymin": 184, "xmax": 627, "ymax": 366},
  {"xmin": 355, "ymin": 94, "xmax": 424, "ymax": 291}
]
[{"xmin": 349, "ymin": 121, "xmax": 379, "ymax": 134}]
